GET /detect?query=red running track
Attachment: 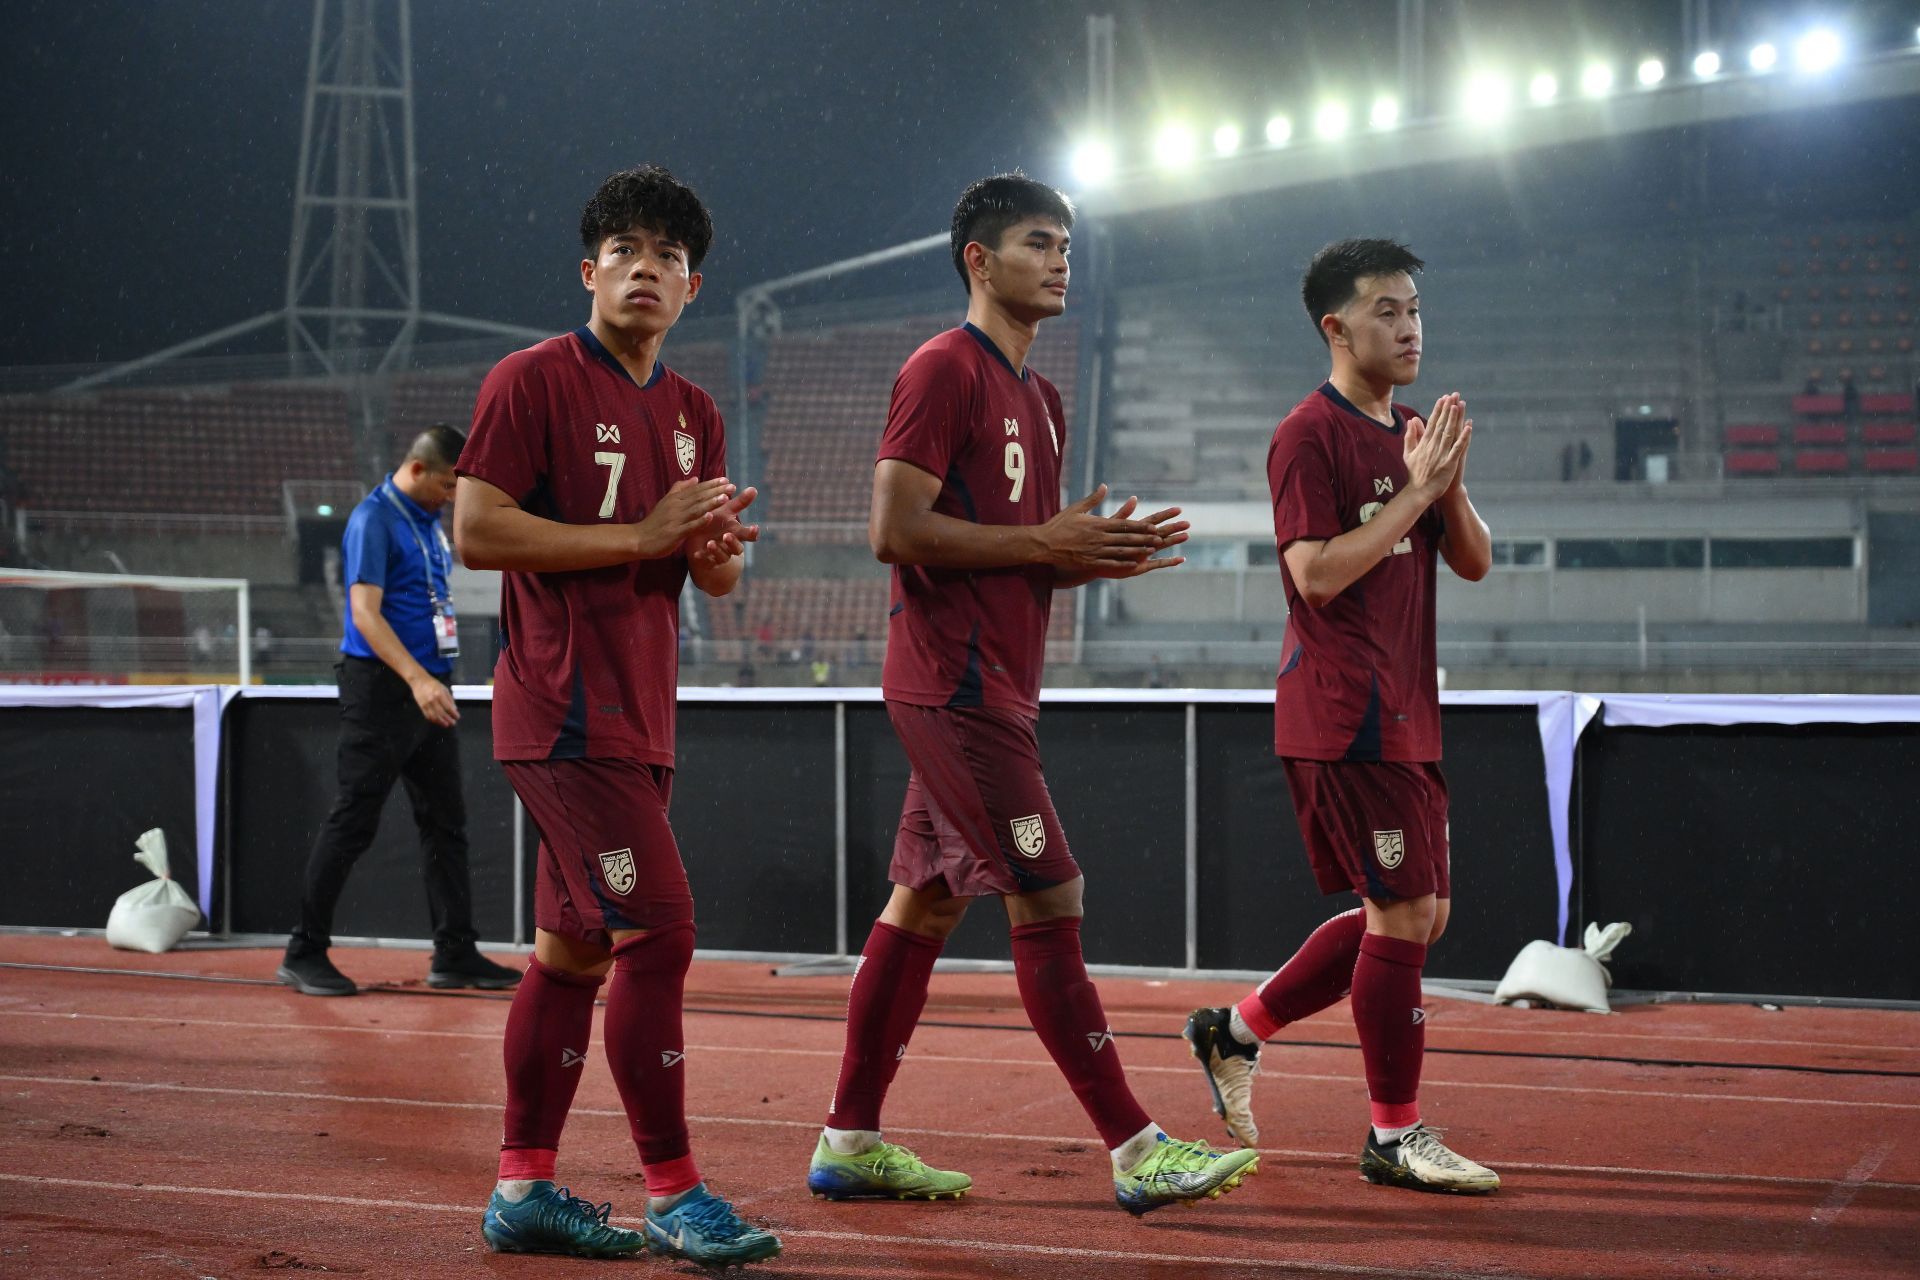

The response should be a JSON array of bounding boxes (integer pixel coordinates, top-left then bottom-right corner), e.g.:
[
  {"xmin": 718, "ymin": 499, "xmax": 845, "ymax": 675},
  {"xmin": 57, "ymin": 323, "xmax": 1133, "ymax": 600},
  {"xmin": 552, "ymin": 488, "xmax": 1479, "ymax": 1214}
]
[{"xmin": 1, "ymin": 936, "xmax": 1916, "ymax": 1279}]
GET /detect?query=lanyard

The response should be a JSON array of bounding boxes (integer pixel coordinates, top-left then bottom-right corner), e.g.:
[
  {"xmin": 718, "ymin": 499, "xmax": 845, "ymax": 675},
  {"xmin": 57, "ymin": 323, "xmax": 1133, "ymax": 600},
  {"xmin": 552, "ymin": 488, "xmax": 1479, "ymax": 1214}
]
[{"xmin": 379, "ymin": 480, "xmax": 451, "ymax": 607}]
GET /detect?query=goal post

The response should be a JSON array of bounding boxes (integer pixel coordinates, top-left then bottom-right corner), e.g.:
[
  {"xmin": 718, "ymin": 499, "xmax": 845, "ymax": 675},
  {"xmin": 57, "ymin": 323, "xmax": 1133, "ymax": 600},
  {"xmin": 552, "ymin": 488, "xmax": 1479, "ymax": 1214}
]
[{"xmin": 0, "ymin": 567, "xmax": 252, "ymax": 686}]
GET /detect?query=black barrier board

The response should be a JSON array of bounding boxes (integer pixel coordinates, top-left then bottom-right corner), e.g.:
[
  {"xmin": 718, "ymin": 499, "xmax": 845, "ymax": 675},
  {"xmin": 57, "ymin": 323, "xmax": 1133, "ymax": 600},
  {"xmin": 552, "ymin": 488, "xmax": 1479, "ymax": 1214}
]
[
  {"xmin": 223, "ymin": 695, "xmax": 518, "ymax": 945},
  {"xmin": 0, "ymin": 706, "xmax": 199, "ymax": 930},
  {"xmin": 1582, "ymin": 722, "xmax": 1919, "ymax": 1000}
]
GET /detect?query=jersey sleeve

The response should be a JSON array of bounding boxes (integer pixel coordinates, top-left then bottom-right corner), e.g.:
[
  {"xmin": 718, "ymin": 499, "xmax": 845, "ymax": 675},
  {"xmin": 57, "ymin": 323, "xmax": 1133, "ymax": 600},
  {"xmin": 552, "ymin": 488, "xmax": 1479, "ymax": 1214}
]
[
  {"xmin": 877, "ymin": 349, "xmax": 970, "ymax": 480},
  {"xmin": 1269, "ymin": 418, "xmax": 1343, "ymax": 549},
  {"xmin": 460, "ymin": 352, "xmax": 547, "ymax": 505},
  {"xmin": 698, "ymin": 390, "xmax": 728, "ymax": 483},
  {"xmin": 341, "ymin": 506, "xmax": 390, "ymax": 590}
]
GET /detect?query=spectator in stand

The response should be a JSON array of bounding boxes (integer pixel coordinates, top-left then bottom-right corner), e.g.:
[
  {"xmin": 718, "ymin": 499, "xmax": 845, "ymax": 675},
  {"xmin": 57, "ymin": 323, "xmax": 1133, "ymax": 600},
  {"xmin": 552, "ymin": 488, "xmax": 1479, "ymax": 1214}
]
[
  {"xmin": 1803, "ymin": 373, "xmax": 1823, "ymax": 396},
  {"xmin": 1841, "ymin": 371, "xmax": 1860, "ymax": 430}
]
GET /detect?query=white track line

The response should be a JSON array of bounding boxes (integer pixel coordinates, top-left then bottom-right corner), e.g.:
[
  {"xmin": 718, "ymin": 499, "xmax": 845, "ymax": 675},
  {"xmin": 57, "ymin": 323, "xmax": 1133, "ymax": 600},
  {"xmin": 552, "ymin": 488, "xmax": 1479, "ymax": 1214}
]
[
  {"xmin": 4, "ymin": 1073, "xmax": 1917, "ymax": 1194},
  {"xmin": 0, "ymin": 1172, "xmax": 1524, "ymax": 1279},
  {"xmin": 1808, "ymin": 1141, "xmax": 1895, "ymax": 1227},
  {"xmin": 6, "ymin": 1009, "xmax": 1915, "ymax": 1111}
]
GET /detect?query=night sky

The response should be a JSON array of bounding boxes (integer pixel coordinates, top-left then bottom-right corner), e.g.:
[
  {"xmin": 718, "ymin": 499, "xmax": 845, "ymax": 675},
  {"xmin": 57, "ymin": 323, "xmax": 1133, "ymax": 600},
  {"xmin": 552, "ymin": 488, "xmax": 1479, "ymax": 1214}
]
[{"xmin": 4, "ymin": 0, "xmax": 1917, "ymax": 368}]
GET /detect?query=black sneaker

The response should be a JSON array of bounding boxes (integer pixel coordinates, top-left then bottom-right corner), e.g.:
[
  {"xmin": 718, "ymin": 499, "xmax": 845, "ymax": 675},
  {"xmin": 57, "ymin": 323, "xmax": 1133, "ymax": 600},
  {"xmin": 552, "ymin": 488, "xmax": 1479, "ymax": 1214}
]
[
  {"xmin": 277, "ymin": 951, "xmax": 358, "ymax": 997},
  {"xmin": 1182, "ymin": 1007, "xmax": 1261, "ymax": 1146},
  {"xmin": 429, "ymin": 947, "xmax": 522, "ymax": 990}
]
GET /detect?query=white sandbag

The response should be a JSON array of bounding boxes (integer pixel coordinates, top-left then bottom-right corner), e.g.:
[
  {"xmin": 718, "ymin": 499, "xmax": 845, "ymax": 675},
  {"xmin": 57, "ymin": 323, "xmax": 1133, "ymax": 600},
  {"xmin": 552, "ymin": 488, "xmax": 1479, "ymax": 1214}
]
[
  {"xmin": 1492, "ymin": 921, "xmax": 1633, "ymax": 1014},
  {"xmin": 104, "ymin": 829, "xmax": 201, "ymax": 954}
]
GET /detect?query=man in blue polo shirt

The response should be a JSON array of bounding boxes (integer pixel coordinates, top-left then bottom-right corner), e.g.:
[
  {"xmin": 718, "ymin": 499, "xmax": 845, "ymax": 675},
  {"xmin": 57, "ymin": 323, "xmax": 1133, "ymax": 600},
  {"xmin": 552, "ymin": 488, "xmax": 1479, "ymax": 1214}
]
[{"xmin": 278, "ymin": 424, "xmax": 520, "ymax": 997}]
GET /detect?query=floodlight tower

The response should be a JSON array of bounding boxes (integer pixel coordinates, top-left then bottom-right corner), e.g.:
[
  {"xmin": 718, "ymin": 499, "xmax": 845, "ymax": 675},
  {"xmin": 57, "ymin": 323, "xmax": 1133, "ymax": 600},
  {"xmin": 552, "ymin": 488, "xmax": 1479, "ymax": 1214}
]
[{"xmin": 285, "ymin": 0, "xmax": 421, "ymax": 380}]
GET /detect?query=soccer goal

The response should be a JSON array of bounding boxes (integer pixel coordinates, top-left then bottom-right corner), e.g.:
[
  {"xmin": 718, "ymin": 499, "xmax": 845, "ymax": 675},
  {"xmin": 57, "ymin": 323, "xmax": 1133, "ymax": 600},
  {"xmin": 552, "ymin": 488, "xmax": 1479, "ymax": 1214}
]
[{"xmin": 0, "ymin": 567, "xmax": 253, "ymax": 686}]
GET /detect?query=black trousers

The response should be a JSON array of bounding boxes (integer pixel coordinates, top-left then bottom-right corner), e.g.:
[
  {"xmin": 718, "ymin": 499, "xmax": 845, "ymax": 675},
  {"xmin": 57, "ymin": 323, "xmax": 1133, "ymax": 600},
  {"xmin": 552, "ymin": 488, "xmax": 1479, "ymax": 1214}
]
[{"xmin": 288, "ymin": 656, "xmax": 475, "ymax": 956}]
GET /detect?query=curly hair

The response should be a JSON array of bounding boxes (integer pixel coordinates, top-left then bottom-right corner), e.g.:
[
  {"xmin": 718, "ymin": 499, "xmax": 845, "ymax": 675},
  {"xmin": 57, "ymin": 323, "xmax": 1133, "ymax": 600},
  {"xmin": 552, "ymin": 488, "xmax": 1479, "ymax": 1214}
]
[
  {"xmin": 949, "ymin": 172, "xmax": 1075, "ymax": 293},
  {"xmin": 579, "ymin": 165, "xmax": 715, "ymax": 269},
  {"xmin": 1301, "ymin": 238, "xmax": 1425, "ymax": 346}
]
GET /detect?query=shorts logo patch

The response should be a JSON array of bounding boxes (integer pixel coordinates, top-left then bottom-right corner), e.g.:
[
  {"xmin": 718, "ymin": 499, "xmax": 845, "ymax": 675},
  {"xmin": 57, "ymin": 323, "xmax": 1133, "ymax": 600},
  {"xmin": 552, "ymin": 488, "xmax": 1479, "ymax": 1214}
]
[
  {"xmin": 1373, "ymin": 829, "xmax": 1405, "ymax": 870},
  {"xmin": 598, "ymin": 847, "xmax": 637, "ymax": 896},
  {"xmin": 1010, "ymin": 814, "xmax": 1047, "ymax": 858},
  {"xmin": 674, "ymin": 424, "xmax": 696, "ymax": 475}
]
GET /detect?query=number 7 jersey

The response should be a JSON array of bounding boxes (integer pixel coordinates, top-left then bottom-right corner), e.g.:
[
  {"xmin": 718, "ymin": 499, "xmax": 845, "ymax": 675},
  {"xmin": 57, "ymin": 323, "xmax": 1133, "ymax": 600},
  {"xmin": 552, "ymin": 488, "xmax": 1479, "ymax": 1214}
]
[
  {"xmin": 876, "ymin": 323, "xmax": 1066, "ymax": 717},
  {"xmin": 459, "ymin": 326, "xmax": 727, "ymax": 764}
]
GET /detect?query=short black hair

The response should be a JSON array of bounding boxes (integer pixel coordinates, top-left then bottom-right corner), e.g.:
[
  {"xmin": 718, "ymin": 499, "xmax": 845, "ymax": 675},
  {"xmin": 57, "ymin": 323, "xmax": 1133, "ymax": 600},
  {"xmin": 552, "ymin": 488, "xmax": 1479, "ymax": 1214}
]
[
  {"xmin": 1301, "ymin": 239, "xmax": 1425, "ymax": 345},
  {"xmin": 405, "ymin": 423, "xmax": 465, "ymax": 472},
  {"xmin": 950, "ymin": 172, "xmax": 1075, "ymax": 293},
  {"xmin": 579, "ymin": 165, "xmax": 715, "ymax": 270}
]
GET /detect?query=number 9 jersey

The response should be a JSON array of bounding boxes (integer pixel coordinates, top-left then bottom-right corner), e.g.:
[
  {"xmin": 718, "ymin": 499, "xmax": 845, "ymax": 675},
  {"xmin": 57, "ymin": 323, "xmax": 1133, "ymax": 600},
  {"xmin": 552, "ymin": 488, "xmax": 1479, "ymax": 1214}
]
[
  {"xmin": 459, "ymin": 326, "xmax": 727, "ymax": 764},
  {"xmin": 876, "ymin": 323, "xmax": 1066, "ymax": 717}
]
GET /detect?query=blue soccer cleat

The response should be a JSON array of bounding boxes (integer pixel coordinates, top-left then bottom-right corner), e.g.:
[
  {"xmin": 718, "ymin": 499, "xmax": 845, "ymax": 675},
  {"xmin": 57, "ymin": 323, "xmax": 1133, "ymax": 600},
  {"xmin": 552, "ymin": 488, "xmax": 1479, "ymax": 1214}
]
[
  {"xmin": 644, "ymin": 1183, "xmax": 782, "ymax": 1267},
  {"xmin": 481, "ymin": 1180, "xmax": 647, "ymax": 1258}
]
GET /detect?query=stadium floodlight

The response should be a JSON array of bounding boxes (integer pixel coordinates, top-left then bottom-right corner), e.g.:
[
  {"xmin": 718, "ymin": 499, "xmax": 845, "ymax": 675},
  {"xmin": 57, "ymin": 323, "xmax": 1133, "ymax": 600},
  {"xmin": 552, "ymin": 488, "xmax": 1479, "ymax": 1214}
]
[
  {"xmin": 1313, "ymin": 102, "xmax": 1350, "ymax": 140},
  {"xmin": 1528, "ymin": 72, "xmax": 1559, "ymax": 105},
  {"xmin": 1637, "ymin": 58, "xmax": 1665, "ymax": 86},
  {"xmin": 1693, "ymin": 50, "xmax": 1722, "ymax": 77},
  {"xmin": 1580, "ymin": 62, "xmax": 1615, "ymax": 97},
  {"xmin": 1461, "ymin": 73, "xmax": 1513, "ymax": 123},
  {"xmin": 1152, "ymin": 123, "xmax": 1198, "ymax": 170},
  {"xmin": 1068, "ymin": 139, "xmax": 1116, "ymax": 187},
  {"xmin": 1369, "ymin": 96, "xmax": 1401, "ymax": 130},
  {"xmin": 1212, "ymin": 123, "xmax": 1242, "ymax": 157},
  {"xmin": 1749, "ymin": 41, "xmax": 1779, "ymax": 71},
  {"xmin": 1795, "ymin": 28, "xmax": 1842, "ymax": 73},
  {"xmin": 1265, "ymin": 114, "xmax": 1293, "ymax": 145}
]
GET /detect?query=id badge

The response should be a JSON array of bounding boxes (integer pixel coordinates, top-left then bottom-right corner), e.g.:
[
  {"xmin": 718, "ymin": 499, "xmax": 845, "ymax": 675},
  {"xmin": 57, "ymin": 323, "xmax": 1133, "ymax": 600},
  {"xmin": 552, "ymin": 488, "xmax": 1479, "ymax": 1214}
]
[{"xmin": 432, "ymin": 603, "xmax": 460, "ymax": 658}]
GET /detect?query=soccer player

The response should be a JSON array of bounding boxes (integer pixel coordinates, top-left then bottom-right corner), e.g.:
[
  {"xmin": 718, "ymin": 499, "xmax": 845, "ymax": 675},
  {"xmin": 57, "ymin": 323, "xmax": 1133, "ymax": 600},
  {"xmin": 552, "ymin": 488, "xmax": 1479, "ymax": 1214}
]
[
  {"xmin": 1182, "ymin": 239, "xmax": 1498, "ymax": 1194},
  {"xmin": 804, "ymin": 172, "xmax": 1261, "ymax": 1215},
  {"xmin": 453, "ymin": 166, "xmax": 780, "ymax": 1265}
]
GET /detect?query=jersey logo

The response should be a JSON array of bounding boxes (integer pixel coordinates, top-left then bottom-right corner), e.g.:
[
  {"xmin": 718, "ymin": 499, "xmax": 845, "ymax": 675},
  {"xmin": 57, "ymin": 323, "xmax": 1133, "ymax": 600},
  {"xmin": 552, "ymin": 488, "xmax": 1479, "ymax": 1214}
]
[
  {"xmin": 598, "ymin": 847, "xmax": 636, "ymax": 895},
  {"xmin": 1373, "ymin": 829, "xmax": 1405, "ymax": 870},
  {"xmin": 1374, "ymin": 476, "xmax": 1394, "ymax": 495},
  {"xmin": 1010, "ymin": 814, "xmax": 1047, "ymax": 857},
  {"xmin": 596, "ymin": 423, "xmax": 621, "ymax": 443},
  {"xmin": 674, "ymin": 414, "xmax": 696, "ymax": 475},
  {"xmin": 1004, "ymin": 417, "xmax": 1020, "ymax": 436}
]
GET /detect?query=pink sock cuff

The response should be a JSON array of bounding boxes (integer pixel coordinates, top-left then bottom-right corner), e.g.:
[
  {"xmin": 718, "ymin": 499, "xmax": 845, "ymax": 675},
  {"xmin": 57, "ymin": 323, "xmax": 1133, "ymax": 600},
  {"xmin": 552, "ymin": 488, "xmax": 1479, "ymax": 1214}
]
[
  {"xmin": 871, "ymin": 919, "xmax": 946, "ymax": 952},
  {"xmin": 643, "ymin": 1153, "xmax": 702, "ymax": 1198},
  {"xmin": 1359, "ymin": 933, "xmax": 1428, "ymax": 968},
  {"xmin": 527, "ymin": 958, "xmax": 604, "ymax": 990},
  {"xmin": 498, "ymin": 1147, "xmax": 557, "ymax": 1182},
  {"xmin": 1369, "ymin": 1101, "xmax": 1422, "ymax": 1130},
  {"xmin": 1235, "ymin": 993, "xmax": 1282, "ymax": 1041}
]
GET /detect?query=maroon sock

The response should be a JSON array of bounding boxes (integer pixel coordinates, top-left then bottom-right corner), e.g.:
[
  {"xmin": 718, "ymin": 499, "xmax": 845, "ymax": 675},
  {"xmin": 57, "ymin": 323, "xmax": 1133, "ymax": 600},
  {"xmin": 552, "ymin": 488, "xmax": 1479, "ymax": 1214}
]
[
  {"xmin": 1010, "ymin": 918, "xmax": 1154, "ymax": 1150},
  {"xmin": 604, "ymin": 922, "xmax": 701, "ymax": 1197},
  {"xmin": 1350, "ymin": 932, "xmax": 1428, "ymax": 1131},
  {"xmin": 1237, "ymin": 907, "xmax": 1365, "ymax": 1040},
  {"xmin": 826, "ymin": 920, "xmax": 944, "ymax": 1132},
  {"xmin": 498, "ymin": 958, "xmax": 602, "ymax": 1182}
]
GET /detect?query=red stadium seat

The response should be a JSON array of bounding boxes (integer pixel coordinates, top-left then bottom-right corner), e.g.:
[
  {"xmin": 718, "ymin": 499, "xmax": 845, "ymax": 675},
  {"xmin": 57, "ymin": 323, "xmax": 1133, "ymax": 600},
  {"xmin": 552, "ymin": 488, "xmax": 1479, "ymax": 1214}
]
[
  {"xmin": 1725, "ymin": 450, "xmax": 1782, "ymax": 475},
  {"xmin": 1793, "ymin": 450, "xmax": 1849, "ymax": 474},
  {"xmin": 1863, "ymin": 423, "xmax": 1918, "ymax": 445},
  {"xmin": 1723, "ymin": 424, "xmax": 1781, "ymax": 446},
  {"xmin": 1791, "ymin": 394, "xmax": 1846, "ymax": 417},
  {"xmin": 1793, "ymin": 423, "xmax": 1848, "ymax": 445},
  {"xmin": 1866, "ymin": 449, "xmax": 1919, "ymax": 473},
  {"xmin": 1861, "ymin": 394, "xmax": 1913, "ymax": 416}
]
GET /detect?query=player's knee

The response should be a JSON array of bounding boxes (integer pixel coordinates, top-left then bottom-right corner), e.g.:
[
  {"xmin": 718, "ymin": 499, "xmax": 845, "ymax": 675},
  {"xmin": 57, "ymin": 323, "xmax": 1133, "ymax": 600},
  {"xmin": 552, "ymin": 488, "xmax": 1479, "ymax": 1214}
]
[
  {"xmin": 611, "ymin": 918, "xmax": 695, "ymax": 976},
  {"xmin": 1427, "ymin": 901, "xmax": 1451, "ymax": 946}
]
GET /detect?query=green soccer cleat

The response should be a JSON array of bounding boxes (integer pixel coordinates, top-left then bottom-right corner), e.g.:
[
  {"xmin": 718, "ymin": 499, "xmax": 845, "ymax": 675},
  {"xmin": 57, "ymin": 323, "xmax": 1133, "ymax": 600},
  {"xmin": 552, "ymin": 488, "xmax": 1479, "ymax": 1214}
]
[
  {"xmin": 644, "ymin": 1183, "xmax": 782, "ymax": 1267},
  {"xmin": 1113, "ymin": 1134, "xmax": 1260, "ymax": 1215},
  {"xmin": 806, "ymin": 1133, "xmax": 973, "ymax": 1200},
  {"xmin": 481, "ymin": 1181, "xmax": 647, "ymax": 1258}
]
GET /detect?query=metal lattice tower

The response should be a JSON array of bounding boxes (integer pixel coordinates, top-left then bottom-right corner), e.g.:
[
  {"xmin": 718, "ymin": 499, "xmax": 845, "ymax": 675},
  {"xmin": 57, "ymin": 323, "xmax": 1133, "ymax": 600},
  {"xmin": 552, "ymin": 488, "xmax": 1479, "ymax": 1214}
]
[{"xmin": 286, "ymin": 0, "xmax": 420, "ymax": 378}]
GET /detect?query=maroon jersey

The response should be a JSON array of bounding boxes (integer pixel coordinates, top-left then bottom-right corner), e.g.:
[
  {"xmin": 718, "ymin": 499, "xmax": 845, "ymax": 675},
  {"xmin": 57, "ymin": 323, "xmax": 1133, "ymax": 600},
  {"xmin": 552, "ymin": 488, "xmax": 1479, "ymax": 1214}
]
[
  {"xmin": 460, "ymin": 326, "xmax": 726, "ymax": 764},
  {"xmin": 877, "ymin": 324, "xmax": 1066, "ymax": 715},
  {"xmin": 1268, "ymin": 382, "xmax": 1445, "ymax": 763}
]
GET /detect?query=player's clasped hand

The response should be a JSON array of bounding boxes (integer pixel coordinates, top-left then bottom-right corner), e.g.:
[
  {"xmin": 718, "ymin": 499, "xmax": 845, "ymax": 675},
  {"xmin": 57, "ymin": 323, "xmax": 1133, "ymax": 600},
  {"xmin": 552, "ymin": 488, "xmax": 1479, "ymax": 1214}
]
[
  {"xmin": 409, "ymin": 673, "xmax": 460, "ymax": 727},
  {"xmin": 1038, "ymin": 483, "xmax": 1190, "ymax": 574},
  {"xmin": 633, "ymin": 476, "xmax": 737, "ymax": 559},
  {"xmin": 1403, "ymin": 392, "xmax": 1472, "ymax": 502},
  {"xmin": 685, "ymin": 485, "xmax": 760, "ymax": 569}
]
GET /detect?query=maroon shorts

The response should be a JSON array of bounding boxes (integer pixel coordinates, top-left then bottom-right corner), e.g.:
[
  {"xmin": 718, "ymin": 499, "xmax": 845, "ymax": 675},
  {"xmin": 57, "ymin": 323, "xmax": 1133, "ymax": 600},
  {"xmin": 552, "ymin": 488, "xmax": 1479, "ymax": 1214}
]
[
  {"xmin": 503, "ymin": 757, "xmax": 693, "ymax": 947},
  {"xmin": 1282, "ymin": 758, "xmax": 1450, "ymax": 902},
  {"xmin": 886, "ymin": 702, "xmax": 1082, "ymax": 898}
]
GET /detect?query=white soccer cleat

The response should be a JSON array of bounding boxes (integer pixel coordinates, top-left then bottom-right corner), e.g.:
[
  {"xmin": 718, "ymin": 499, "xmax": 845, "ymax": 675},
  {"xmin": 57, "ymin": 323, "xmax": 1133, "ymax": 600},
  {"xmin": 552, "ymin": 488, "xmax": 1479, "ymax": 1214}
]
[
  {"xmin": 1182, "ymin": 1007, "xmax": 1261, "ymax": 1147},
  {"xmin": 1361, "ymin": 1124, "xmax": 1500, "ymax": 1194}
]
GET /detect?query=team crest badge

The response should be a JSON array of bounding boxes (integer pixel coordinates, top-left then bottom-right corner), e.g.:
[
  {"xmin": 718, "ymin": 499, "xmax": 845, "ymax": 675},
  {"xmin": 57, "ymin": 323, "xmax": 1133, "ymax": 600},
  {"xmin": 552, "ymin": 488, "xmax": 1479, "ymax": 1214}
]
[
  {"xmin": 1010, "ymin": 814, "xmax": 1047, "ymax": 858},
  {"xmin": 1373, "ymin": 829, "xmax": 1405, "ymax": 870},
  {"xmin": 674, "ymin": 413, "xmax": 695, "ymax": 475},
  {"xmin": 598, "ymin": 847, "xmax": 636, "ymax": 895}
]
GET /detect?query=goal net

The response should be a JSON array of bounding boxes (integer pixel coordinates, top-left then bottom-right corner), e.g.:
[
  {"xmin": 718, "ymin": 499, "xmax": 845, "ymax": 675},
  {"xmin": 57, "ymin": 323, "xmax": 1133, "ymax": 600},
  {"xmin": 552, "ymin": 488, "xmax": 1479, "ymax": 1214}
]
[{"xmin": 0, "ymin": 568, "xmax": 252, "ymax": 685}]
